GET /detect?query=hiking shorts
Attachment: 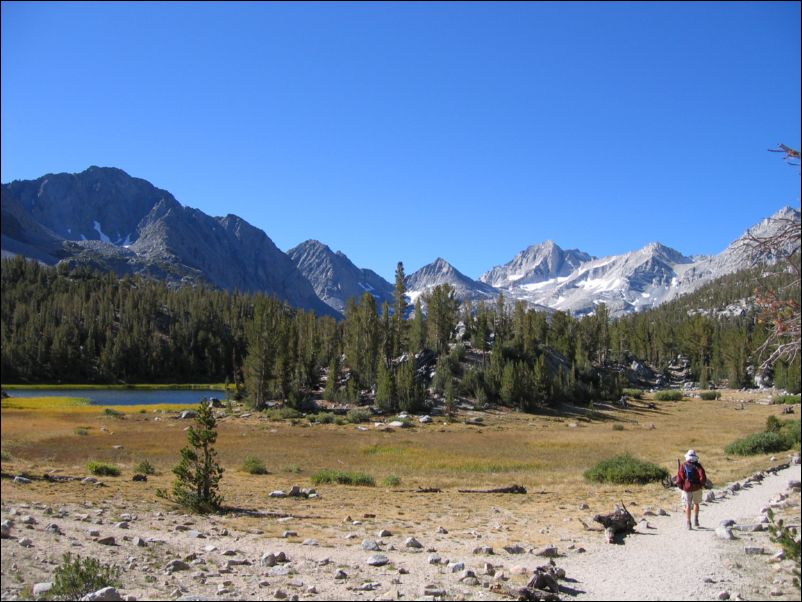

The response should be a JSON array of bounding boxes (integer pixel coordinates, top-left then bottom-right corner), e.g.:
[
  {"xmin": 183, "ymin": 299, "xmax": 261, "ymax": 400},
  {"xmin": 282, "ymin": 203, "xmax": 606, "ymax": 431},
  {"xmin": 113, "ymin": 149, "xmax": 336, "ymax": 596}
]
[{"xmin": 681, "ymin": 488, "xmax": 703, "ymax": 507}]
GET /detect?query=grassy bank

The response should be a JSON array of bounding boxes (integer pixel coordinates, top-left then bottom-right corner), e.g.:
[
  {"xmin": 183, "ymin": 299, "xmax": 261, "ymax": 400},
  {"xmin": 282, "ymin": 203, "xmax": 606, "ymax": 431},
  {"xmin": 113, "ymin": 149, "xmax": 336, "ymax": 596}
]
[{"xmin": 2, "ymin": 383, "xmax": 228, "ymax": 391}]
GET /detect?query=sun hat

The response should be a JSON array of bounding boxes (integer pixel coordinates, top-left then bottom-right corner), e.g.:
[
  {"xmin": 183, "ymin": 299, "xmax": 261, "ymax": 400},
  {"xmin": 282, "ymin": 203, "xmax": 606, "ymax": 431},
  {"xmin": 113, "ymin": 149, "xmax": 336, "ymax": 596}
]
[{"xmin": 685, "ymin": 449, "xmax": 699, "ymax": 462}]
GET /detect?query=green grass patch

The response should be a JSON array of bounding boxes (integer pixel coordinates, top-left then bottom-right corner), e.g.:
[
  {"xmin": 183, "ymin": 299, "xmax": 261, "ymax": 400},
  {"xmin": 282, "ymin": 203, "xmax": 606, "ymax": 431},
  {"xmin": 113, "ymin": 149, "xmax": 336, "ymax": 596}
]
[
  {"xmin": 1, "ymin": 450, "xmax": 12, "ymax": 462},
  {"xmin": 311, "ymin": 469, "xmax": 375, "ymax": 486},
  {"xmin": 726, "ymin": 418, "xmax": 800, "ymax": 455},
  {"xmin": 241, "ymin": 455, "xmax": 268, "ymax": 475},
  {"xmin": 282, "ymin": 464, "xmax": 302, "ymax": 474},
  {"xmin": 74, "ymin": 427, "xmax": 91, "ymax": 436},
  {"xmin": 773, "ymin": 394, "xmax": 801, "ymax": 405},
  {"xmin": 383, "ymin": 474, "xmax": 401, "ymax": 487},
  {"xmin": 103, "ymin": 408, "xmax": 125, "ymax": 418},
  {"xmin": 622, "ymin": 388, "xmax": 643, "ymax": 399},
  {"xmin": 1, "ymin": 396, "xmax": 90, "ymax": 410},
  {"xmin": 347, "ymin": 408, "xmax": 372, "ymax": 423},
  {"xmin": 612, "ymin": 424, "xmax": 625, "ymax": 431},
  {"xmin": 584, "ymin": 453, "xmax": 669, "ymax": 485},
  {"xmin": 86, "ymin": 461, "xmax": 121, "ymax": 477},
  {"xmin": 654, "ymin": 390, "xmax": 684, "ymax": 401},
  {"xmin": 699, "ymin": 391, "xmax": 721, "ymax": 400},
  {"xmin": 1, "ymin": 383, "xmax": 226, "ymax": 391}
]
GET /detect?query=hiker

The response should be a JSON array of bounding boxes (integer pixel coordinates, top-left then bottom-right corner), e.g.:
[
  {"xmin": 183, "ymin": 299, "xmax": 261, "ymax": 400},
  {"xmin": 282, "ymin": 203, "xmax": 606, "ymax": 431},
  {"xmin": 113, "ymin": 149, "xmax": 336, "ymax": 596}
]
[{"xmin": 676, "ymin": 449, "xmax": 706, "ymax": 529}]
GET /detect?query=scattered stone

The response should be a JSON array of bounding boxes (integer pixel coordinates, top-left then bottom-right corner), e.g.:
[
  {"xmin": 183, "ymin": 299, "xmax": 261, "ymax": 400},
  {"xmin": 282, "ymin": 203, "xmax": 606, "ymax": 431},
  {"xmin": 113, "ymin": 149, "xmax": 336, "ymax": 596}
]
[
  {"xmin": 0, "ymin": 523, "xmax": 10, "ymax": 538},
  {"xmin": 334, "ymin": 569, "xmax": 348, "ymax": 580},
  {"xmin": 718, "ymin": 592, "xmax": 731, "ymax": 600},
  {"xmin": 13, "ymin": 476, "xmax": 32, "ymax": 484},
  {"xmin": 367, "ymin": 554, "xmax": 389, "ymax": 566},
  {"xmin": 282, "ymin": 530, "xmax": 297, "ymax": 538},
  {"xmin": 33, "ymin": 582, "xmax": 53, "ymax": 597},
  {"xmin": 378, "ymin": 529, "xmax": 392, "ymax": 537},
  {"xmin": 503, "ymin": 544, "xmax": 526, "ymax": 554},
  {"xmin": 165, "ymin": 559, "xmax": 191, "ymax": 573},
  {"xmin": 715, "ymin": 526, "xmax": 736, "ymax": 540},
  {"xmin": 436, "ymin": 526, "xmax": 448, "ymax": 534},
  {"xmin": 133, "ymin": 536, "xmax": 147, "ymax": 547},
  {"xmin": 428, "ymin": 554, "xmax": 442, "ymax": 565},
  {"xmin": 534, "ymin": 545, "xmax": 559, "ymax": 558},
  {"xmin": 423, "ymin": 584, "xmax": 447, "ymax": 597},
  {"xmin": 97, "ymin": 536, "xmax": 116, "ymax": 546},
  {"xmin": 79, "ymin": 586, "xmax": 124, "ymax": 601},
  {"xmin": 363, "ymin": 539, "xmax": 381, "ymax": 551},
  {"xmin": 473, "ymin": 546, "xmax": 494, "ymax": 555},
  {"xmin": 270, "ymin": 491, "xmax": 288, "ymax": 498},
  {"xmin": 448, "ymin": 562, "xmax": 465, "ymax": 573},
  {"xmin": 404, "ymin": 536, "xmax": 423, "ymax": 549},
  {"xmin": 744, "ymin": 546, "xmax": 766, "ymax": 555}
]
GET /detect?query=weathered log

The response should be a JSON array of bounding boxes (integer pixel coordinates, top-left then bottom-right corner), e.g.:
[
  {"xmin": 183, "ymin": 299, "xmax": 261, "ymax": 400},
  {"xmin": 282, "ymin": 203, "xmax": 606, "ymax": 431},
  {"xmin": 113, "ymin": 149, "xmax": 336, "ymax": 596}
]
[
  {"xmin": 457, "ymin": 484, "xmax": 527, "ymax": 494},
  {"xmin": 593, "ymin": 502, "xmax": 636, "ymax": 543}
]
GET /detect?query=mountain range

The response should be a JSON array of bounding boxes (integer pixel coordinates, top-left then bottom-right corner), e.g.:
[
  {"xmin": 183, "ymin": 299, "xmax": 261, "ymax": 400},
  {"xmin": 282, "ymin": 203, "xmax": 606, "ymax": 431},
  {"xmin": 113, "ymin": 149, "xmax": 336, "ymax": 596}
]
[{"xmin": 2, "ymin": 166, "xmax": 798, "ymax": 318}]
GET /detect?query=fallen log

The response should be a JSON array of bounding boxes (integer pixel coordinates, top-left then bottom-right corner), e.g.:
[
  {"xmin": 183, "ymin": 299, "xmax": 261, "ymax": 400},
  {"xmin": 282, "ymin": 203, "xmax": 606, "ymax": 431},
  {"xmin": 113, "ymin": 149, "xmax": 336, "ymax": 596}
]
[
  {"xmin": 493, "ymin": 561, "xmax": 564, "ymax": 600},
  {"xmin": 457, "ymin": 484, "xmax": 527, "ymax": 494},
  {"xmin": 593, "ymin": 502, "xmax": 636, "ymax": 543}
]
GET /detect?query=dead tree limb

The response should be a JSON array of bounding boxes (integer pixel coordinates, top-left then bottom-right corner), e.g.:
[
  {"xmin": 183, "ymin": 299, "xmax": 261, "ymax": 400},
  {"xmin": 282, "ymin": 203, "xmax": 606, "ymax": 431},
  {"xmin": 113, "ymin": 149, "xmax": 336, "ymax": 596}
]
[
  {"xmin": 457, "ymin": 484, "xmax": 527, "ymax": 494},
  {"xmin": 593, "ymin": 502, "xmax": 636, "ymax": 543}
]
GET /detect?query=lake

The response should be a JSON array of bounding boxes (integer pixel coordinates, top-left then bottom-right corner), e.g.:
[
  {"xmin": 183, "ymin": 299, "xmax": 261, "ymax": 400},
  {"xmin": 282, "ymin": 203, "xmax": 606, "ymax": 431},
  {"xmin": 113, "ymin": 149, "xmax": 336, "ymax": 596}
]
[{"xmin": 4, "ymin": 388, "xmax": 223, "ymax": 406}]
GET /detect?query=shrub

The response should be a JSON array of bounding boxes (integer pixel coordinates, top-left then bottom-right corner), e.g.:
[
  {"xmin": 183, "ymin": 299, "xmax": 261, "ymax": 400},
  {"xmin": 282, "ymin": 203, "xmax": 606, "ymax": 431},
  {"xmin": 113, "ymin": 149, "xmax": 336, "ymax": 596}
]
[
  {"xmin": 622, "ymin": 388, "xmax": 643, "ymax": 399},
  {"xmin": 654, "ymin": 390, "xmax": 684, "ymax": 401},
  {"xmin": 282, "ymin": 464, "xmax": 302, "ymax": 474},
  {"xmin": 241, "ymin": 456, "xmax": 268, "ymax": 475},
  {"xmin": 767, "ymin": 509, "xmax": 801, "ymax": 590},
  {"xmin": 87, "ymin": 462, "xmax": 120, "ymax": 477},
  {"xmin": 0, "ymin": 450, "xmax": 11, "ymax": 462},
  {"xmin": 699, "ymin": 391, "xmax": 721, "ymax": 400},
  {"xmin": 48, "ymin": 553, "xmax": 121, "ymax": 601},
  {"xmin": 133, "ymin": 460, "xmax": 156, "ymax": 475},
  {"xmin": 103, "ymin": 408, "xmax": 125, "ymax": 418},
  {"xmin": 724, "ymin": 431, "xmax": 789, "ymax": 455},
  {"xmin": 612, "ymin": 424, "xmax": 625, "ymax": 431},
  {"xmin": 308, "ymin": 412, "xmax": 335, "ymax": 424},
  {"xmin": 347, "ymin": 408, "xmax": 371, "ymax": 424},
  {"xmin": 584, "ymin": 453, "xmax": 669, "ymax": 485},
  {"xmin": 263, "ymin": 407, "xmax": 303, "ymax": 421},
  {"xmin": 773, "ymin": 394, "xmax": 802, "ymax": 405},
  {"xmin": 74, "ymin": 427, "xmax": 90, "ymax": 436},
  {"xmin": 311, "ymin": 469, "xmax": 375, "ymax": 487},
  {"xmin": 383, "ymin": 474, "xmax": 401, "ymax": 487}
]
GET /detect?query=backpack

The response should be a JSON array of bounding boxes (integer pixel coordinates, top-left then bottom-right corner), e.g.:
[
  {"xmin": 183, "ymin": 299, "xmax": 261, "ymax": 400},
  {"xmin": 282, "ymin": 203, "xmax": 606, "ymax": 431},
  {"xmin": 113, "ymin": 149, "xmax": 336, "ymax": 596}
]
[{"xmin": 683, "ymin": 462, "xmax": 701, "ymax": 489}]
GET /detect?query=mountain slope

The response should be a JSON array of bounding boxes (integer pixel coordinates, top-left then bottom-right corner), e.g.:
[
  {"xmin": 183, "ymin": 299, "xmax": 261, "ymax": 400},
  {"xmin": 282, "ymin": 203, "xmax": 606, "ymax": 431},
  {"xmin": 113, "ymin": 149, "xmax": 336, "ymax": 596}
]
[
  {"xmin": 288, "ymin": 240, "xmax": 394, "ymax": 313},
  {"xmin": 405, "ymin": 257, "xmax": 499, "ymax": 306},
  {"xmin": 1, "ymin": 167, "xmax": 336, "ymax": 316}
]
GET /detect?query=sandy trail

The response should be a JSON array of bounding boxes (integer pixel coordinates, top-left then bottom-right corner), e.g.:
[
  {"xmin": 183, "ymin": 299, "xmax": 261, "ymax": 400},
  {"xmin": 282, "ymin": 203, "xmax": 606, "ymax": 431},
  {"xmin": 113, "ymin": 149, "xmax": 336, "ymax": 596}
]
[{"xmin": 561, "ymin": 463, "xmax": 801, "ymax": 601}]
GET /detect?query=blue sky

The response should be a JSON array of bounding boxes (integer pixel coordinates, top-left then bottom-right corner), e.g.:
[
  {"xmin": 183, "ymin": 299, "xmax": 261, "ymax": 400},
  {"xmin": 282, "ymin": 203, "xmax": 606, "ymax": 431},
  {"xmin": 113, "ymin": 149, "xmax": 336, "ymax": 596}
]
[{"xmin": 2, "ymin": 1, "xmax": 800, "ymax": 282}]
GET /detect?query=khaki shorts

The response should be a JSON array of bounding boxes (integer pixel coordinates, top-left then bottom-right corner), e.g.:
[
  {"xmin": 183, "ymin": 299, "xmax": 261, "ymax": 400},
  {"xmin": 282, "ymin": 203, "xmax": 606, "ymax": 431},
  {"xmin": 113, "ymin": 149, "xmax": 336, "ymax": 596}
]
[{"xmin": 681, "ymin": 488, "xmax": 703, "ymax": 507}]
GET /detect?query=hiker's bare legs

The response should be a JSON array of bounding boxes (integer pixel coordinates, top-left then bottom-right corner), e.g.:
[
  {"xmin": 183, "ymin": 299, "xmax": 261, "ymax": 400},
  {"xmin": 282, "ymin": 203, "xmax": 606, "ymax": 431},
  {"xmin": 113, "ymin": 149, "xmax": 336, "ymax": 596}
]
[{"xmin": 693, "ymin": 503, "xmax": 700, "ymax": 527}]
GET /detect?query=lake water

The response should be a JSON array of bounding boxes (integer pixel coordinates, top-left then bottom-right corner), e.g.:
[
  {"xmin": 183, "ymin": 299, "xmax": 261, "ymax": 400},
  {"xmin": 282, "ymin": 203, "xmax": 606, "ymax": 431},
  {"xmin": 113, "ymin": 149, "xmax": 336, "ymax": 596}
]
[{"xmin": 5, "ymin": 388, "xmax": 222, "ymax": 406}]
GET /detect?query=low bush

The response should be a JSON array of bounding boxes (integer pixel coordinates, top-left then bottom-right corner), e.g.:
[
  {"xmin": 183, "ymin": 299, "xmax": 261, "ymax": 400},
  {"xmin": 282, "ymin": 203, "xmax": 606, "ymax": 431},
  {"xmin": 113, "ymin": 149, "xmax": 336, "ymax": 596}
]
[
  {"xmin": 308, "ymin": 412, "xmax": 335, "ymax": 424},
  {"xmin": 133, "ymin": 460, "xmax": 156, "ymax": 475},
  {"xmin": 773, "ymin": 394, "xmax": 801, "ymax": 405},
  {"xmin": 241, "ymin": 456, "xmax": 268, "ymax": 475},
  {"xmin": 724, "ymin": 431, "xmax": 788, "ymax": 456},
  {"xmin": 347, "ymin": 408, "xmax": 371, "ymax": 423},
  {"xmin": 612, "ymin": 424, "xmax": 625, "ymax": 431},
  {"xmin": 48, "ymin": 553, "xmax": 122, "ymax": 601},
  {"xmin": 74, "ymin": 427, "xmax": 90, "ymax": 436},
  {"xmin": 699, "ymin": 391, "xmax": 721, "ymax": 400},
  {"xmin": 103, "ymin": 408, "xmax": 125, "ymax": 418},
  {"xmin": 383, "ymin": 474, "xmax": 401, "ymax": 487},
  {"xmin": 282, "ymin": 464, "xmax": 302, "ymax": 474},
  {"xmin": 654, "ymin": 390, "xmax": 684, "ymax": 401},
  {"xmin": 584, "ymin": 453, "xmax": 669, "ymax": 485},
  {"xmin": 622, "ymin": 388, "xmax": 643, "ymax": 399},
  {"xmin": 311, "ymin": 469, "xmax": 375, "ymax": 487},
  {"xmin": 263, "ymin": 407, "xmax": 303, "ymax": 421},
  {"xmin": 86, "ymin": 461, "xmax": 121, "ymax": 477}
]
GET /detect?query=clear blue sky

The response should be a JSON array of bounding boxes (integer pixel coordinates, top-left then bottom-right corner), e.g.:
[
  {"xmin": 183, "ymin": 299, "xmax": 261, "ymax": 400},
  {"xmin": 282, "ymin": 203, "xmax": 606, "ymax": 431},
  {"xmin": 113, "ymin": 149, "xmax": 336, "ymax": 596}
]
[{"xmin": 2, "ymin": 1, "xmax": 800, "ymax": 281}]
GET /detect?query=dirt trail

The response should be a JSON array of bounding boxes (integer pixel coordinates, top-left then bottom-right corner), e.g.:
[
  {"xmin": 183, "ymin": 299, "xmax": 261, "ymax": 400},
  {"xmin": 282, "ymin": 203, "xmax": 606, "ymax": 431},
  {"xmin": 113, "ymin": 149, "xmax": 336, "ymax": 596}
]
[{"xmin": 561, "ymin": 463, "xmax": 801, "ymax": 601}]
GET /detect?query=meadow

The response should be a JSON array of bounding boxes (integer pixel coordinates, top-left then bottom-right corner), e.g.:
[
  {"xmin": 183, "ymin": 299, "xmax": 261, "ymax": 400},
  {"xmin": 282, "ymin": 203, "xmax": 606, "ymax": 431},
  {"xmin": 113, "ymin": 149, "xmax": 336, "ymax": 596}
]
[{"xmin": 1, "ymin": 389, "xmax": 792, "ymax": 548}]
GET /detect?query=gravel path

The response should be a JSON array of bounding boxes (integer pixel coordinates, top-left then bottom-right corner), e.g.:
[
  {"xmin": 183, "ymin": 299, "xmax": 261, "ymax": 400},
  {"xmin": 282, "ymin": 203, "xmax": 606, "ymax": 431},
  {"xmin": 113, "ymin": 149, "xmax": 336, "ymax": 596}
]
[{"xmin": 560, "ymin": 463, "xmax": 801, "ymax": 601}]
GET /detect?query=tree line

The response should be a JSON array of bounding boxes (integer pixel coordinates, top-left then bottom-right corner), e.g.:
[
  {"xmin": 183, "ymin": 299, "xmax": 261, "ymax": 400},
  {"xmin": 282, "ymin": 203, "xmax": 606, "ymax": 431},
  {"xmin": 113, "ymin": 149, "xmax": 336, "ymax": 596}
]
[{"xmin": 2, "ymin": 255, "xmax": 798, "ymax": 412}]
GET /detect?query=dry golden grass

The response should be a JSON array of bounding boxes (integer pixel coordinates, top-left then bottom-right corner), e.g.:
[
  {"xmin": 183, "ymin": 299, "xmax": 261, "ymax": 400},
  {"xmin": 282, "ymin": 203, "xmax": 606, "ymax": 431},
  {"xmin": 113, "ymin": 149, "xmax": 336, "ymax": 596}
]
[{"xmin": 1, "ymin": 389, "xmax": 793, "ymax": 548}]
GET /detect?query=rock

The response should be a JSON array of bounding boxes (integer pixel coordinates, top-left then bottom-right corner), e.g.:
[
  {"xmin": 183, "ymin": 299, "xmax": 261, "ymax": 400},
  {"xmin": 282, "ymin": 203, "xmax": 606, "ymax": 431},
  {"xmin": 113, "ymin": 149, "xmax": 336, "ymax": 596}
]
[
  {"xmin": 18, "ymin": 537, "xmax": 33, "ymax": 547},
  {"xmin": 79, "ymin": 587, "xmax": 124, "ymax": 601},
  {"xmin": 510, "ymin": 565, "xmax": 529, "ymax": 575},
  {"xmin": 367, "ymin": 554, "xmax": 389, "ymax": 566},
  {"xmin": 717, "ymin": 592, "xmax": 730, "ymax": 600},
  {"xmin": 282, "ymin": 530, "xmax": 298, "ymax": 538},
  {"xmin": 45, "ymin": 523, "xmax": 63, "ymax": 535},
  {"xmin": 165, "ymin": 559, "xmax": 191, "ymax": 573},
  {"xmin": 423, "ymin": 585, "xmax": 447, "ymax": 597},
  {"xmin": 715, "ymin": 526, "xmax": 735, "ymax": 540},
  {"xmin": 33, "ymin": 582, "xmax": 53, "ymax": 597},
  {"xmin": 270, "ymin": 491, "xmax": 288, "ymax": 498},
  {"xmin": 179, "ymin": 410, "xmax": 197, "ymax": 419},
  {"xmin": 97, "ymin": 536, "xmax": 116, "ymax": 546},
  {"xmin": 404, "ymin": 537, "xmax": 423, "ymax": 549},
  {"xmin": 744, "ymin": 546, "xmax": 766, "ymax": 555},
  {"xmin": 436, "ymin": 526, "xmax": 448, "ymax": 534},
  {"xmin": 133, "ymin": 536, "xmax": 147, "ymax": 547},
  {"xmin": 419, "ymin": 415, "xmax": 432, "ymax": 423},
  {"xmin": 503, "ymin": 544, "xmax": 526, "ymax": 554},
  {"xmin": 534, "ymin": 545, "xmax": 559, "ymax": 557},
  {"xmin": 13, "ymin": 476, "xmax": 32, "ymax": 484},
  {"xmin": 260, "ymin": 553, "xmax": 277, "ymax": 567},
  {"xmin": 448, "ymin": 562, "xmax": 465, "ymax": 573},
  {"xmin": 473, "ymin": 546, "xmax": 494, "ymax": 555},
  {"xmin": 428, "ymin": 554, "xmax": 442, "ymax": 565},
  {"xmin": 334, "ymin": 569, "xmax": 348, "ymax": 580},
  {"xmin": 378, "ymin": 529, "xmax": 392, "ymax": 537},
  {"xmin": 0, "ymin": 523, "xmax": 10, "ymax": 538},
  {"xmin": 362, "ymin": 539, "xmax": 381, "ymax": 551}
]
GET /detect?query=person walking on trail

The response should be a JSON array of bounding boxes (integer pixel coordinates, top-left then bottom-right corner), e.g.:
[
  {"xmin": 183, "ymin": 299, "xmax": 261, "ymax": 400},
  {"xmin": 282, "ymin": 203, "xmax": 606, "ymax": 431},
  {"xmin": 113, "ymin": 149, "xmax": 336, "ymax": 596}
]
[{"xmin": 677, "ymin": 449, "xmax": 706, "ymax": 529}]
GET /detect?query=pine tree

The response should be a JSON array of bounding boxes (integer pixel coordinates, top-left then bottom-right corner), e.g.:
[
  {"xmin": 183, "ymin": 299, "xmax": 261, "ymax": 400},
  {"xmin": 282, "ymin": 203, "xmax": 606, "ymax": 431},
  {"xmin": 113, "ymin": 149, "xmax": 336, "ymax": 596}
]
[
  {"xmin": 393, "ymin": 261, "xmax": 408, "ymax": 356},
  {"xmin": 167, "ymin": 403, "xmax": 224, "ymax": 514}
]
